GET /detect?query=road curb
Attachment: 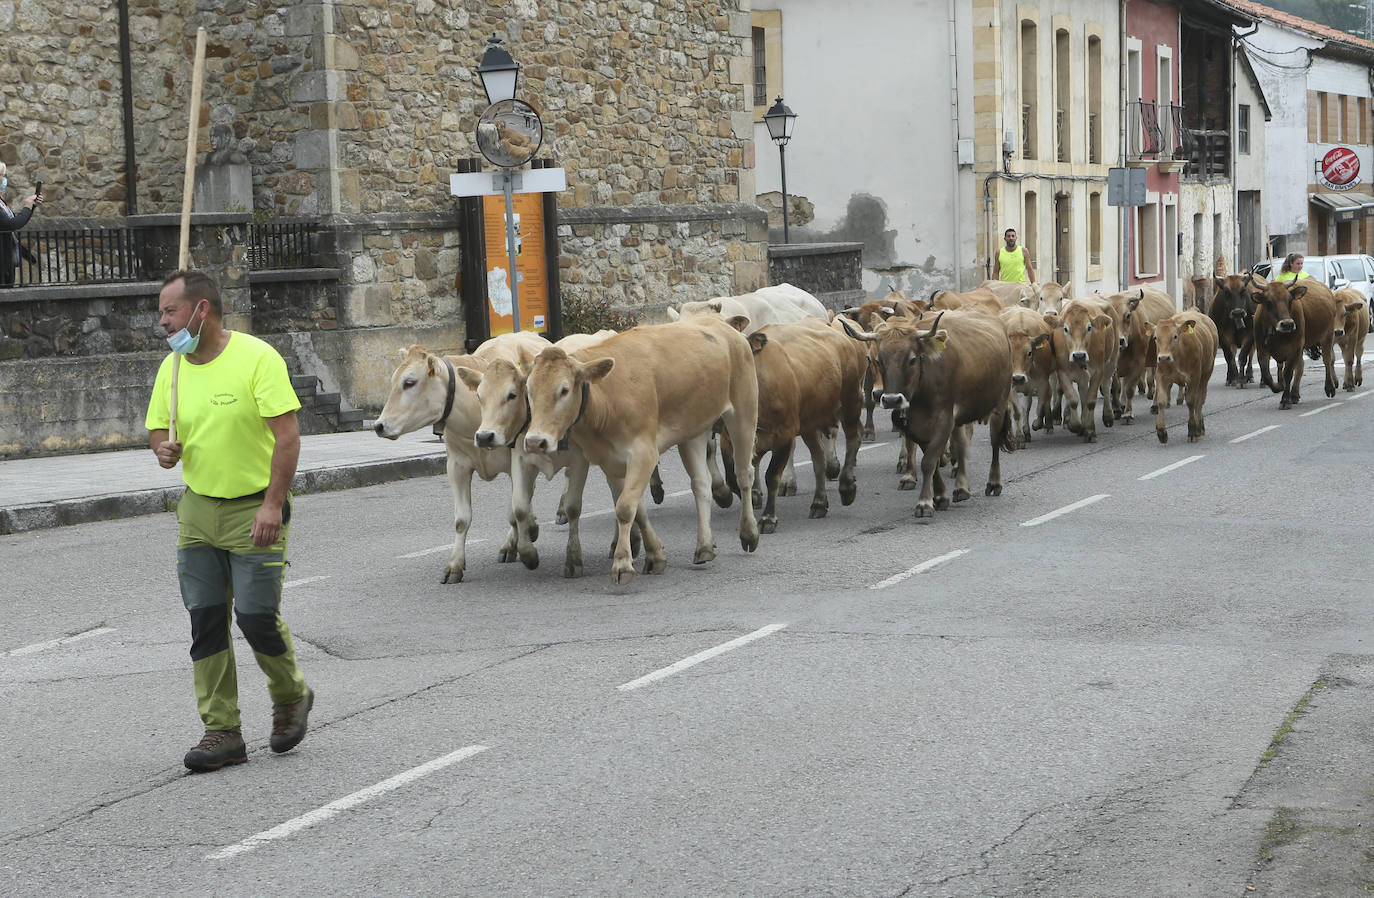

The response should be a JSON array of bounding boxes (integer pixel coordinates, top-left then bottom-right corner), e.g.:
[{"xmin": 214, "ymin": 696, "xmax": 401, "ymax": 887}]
[{"xmin": 0, "ymin": 455, "xmax": 447, "ymax": 536}]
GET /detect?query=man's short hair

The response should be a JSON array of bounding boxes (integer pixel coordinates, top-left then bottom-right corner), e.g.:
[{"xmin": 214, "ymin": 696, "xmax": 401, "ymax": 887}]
[
  {"xmin": 1004, "ymin": 228, "xmax": 1017, "ymax": 236},
  {"xmin": 163, "ymin": 269, "xmax": 222, "ymax": 316}
]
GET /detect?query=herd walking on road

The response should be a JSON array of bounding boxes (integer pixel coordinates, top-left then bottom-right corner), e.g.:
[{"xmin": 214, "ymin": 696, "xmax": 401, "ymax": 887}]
[{"xmin": 373, "ymin": 272, "xmax": 1371, "ymax": 587}]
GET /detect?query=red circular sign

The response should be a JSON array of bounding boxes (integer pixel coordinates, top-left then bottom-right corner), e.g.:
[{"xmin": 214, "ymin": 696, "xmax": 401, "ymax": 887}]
[{"xmin": 1321, "ymin": 147, "xmax": 1360, "ymax": 186}]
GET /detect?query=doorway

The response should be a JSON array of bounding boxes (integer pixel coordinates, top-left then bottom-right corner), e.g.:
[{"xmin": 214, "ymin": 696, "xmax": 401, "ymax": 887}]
[
  {"xmin": 1054, "ymin": 192, "xmax": 1072, "ymax": 286},
  {"xmin": 1238, "ymin": 190, "xmax": 1261, "ymax": 270},
  {"xmin": 1164, "ymin": 203, "xmax": 1178, "ymax": 306}
]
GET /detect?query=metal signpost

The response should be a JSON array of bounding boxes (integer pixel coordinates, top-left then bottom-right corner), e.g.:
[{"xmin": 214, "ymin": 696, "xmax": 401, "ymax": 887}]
[{"xmin": 1108, "ymin": 167, "xmax": 1148, "ymax": 291}]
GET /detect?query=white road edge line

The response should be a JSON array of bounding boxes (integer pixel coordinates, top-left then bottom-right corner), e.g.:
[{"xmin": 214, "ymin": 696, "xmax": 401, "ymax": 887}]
[
  {"xmin": 868, "ymin": 548, "xmax": 971, "ymax": 590},
  {"xmin": 1299, "ymin": 402, "xmax": 1343, "ymax": 417},
  {"xmin": 1020, "ymin": 494, "xmax": 1110, "ymax": 527},
  {"xmin": 617, "ymin": 623, "xmax": 788, "ymax": 692},
  {"xmin": 1231, "ymin": 425, "xmax": 1280, "ymax": 444},
  {"xmin": 1138, "ymin": 455, "xmax": 1206, "ymax": 481},
  {"xmin": 1350, "ymin": 389, "xmax": 1373, "ymax": 401},
  {"xmin": 208, "ymin": 745, "xmax": 489, "ymax": 861},
  {"xmin": 398, "ymin": 540, "xmax": 485, "ymax": 559},
  {"xmin": 282, "ymin": 576, "xmax": 329, "ymax": 589},
  {"xmin": 6, "ymin": 626, "xmax": 117, "ymax": 658}
]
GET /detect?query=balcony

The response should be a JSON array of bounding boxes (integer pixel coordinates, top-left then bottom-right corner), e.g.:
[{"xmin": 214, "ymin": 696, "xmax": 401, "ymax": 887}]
[
  {"xmin": 1056, "ymin": 108, "xmax": 1067, "ymax": 162},
  {"xmin": 1022, "ymin": 103, "xmax": 1034, "ymax": 159},
  {"xmin": 1126, "ymin": 99, "xmax": 1162, "ymax": 167},
  {"xmin": 1088, "ymin": 111, "xmax": 1099, "ymax": 165}
]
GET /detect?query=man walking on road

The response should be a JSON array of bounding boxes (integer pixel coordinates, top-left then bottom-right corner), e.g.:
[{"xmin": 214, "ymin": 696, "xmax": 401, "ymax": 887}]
[
  {"xmin": 993, "ymin": 227, "xmax": 1036, "ymax": 283},
  {"xmin": 145, "ymin": 269, "xmax": 314, "ymax": 772}
]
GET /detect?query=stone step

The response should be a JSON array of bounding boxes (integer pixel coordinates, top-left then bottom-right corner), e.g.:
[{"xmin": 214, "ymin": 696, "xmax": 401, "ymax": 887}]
[{"xmin": 313, "ymin": 392, "xmax": 341, "ymax": 415}]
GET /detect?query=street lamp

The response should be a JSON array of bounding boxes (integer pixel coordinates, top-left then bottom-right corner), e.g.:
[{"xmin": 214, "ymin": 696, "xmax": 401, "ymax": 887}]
[
  {"xmin": 476, "ymin": 34, "xmax": 520, "ymax": 106},
  {"xmin": 764, "ymin": 96, "xmax": 798, "ymax": 243}
]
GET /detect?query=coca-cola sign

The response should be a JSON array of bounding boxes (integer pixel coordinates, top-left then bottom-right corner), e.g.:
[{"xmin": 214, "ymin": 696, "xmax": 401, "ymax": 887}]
[{"xmin": 1319, "ymin": 146, "xmax": 1361, "ymax": 191}]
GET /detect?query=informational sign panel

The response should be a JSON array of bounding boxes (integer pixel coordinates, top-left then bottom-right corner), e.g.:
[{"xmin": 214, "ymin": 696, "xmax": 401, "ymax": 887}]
[
  {"xmin": 482, "ymin": 192, "xmax": 549, "ymax": 335},
  {"xmin": 1107, "ymin": 167, "xmax": 1148, "ymax": 207},
  {"xmin": 1318, "ymin": 146, "xmax": 1361, "ymax": 191}
]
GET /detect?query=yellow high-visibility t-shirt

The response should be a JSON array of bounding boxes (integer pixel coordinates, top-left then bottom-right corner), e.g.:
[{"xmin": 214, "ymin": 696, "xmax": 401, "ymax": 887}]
[
  {"xmin": 145, "ymin": 332, "xmax": 301, "ymax": 498},
  {"xmin": 998, "ymin": 246, "xmax": 1029, "ymax": 283},
  {"xmin": 1275, "ymin": 270, "xmax": 1311, "ymax": 283}
]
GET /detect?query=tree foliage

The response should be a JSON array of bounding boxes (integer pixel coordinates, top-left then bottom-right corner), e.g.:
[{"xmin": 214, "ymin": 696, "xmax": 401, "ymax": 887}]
[{"xmin": 1263, "ymin": 0, "xmax": 1371, "ymax": 40}]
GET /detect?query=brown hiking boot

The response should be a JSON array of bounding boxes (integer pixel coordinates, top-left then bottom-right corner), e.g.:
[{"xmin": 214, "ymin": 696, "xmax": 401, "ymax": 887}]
[
  {"xmin": 184, "ymin": 730, "xmax": 247, "ymax": 772},
  {"xmin": 270, "ymin": 687, "xmax": 314, "ymax": 754}
]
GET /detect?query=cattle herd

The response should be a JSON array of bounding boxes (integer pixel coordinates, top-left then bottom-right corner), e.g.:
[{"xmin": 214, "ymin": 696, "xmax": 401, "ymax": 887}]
[{"xmin": 372, "ymin": 274, "xmax": 1370, "ymax": 586}]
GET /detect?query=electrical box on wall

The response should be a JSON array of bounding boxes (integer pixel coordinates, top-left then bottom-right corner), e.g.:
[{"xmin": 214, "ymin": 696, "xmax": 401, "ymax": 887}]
[{"xmin": 957, "ymin": 139, "xmax": 975, "ymax": 166}]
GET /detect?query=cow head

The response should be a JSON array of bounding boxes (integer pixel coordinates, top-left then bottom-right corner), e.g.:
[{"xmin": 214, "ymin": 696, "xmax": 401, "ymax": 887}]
[
  {"xmin": 374, "ymin": 345, "xmax": 464, "ymax": 439},
  {"xmin": 1212, "ymin": 273, "xmax": 1258, "ymax": 333},
  {"xmin": 1119, "ymin": 289, "xmax": 1147, "ymax": 348},
  {"xmin": 1036, "ymin": 282, "xmax": 1071, "ymax": 316},
  {"xmin": 1058, "ymin": 301, "xmax": 1112, "ymax": 368},
  {"xmin": 459, "ymin": 358, "xmax": 532, "ymax": 450},
  {"xmin": 1253, "ymin": 281, "xmax": 1305, "ymax": 334},
  {"xmin": 1007, "ymin": 330, "xmax": 1053, "ymax": 386},
  {"xmin": 1335, "ymin": 300, "xmax": 1366, "ymax": 337},
  {"xmin": 839, "ymin": 312, "xmax": 948, "ymax": 410},
  {"xmin": 523, "ymin": 347, "xmax": 613, "ymax": 456},
  {"xmin": 1152, "ymin": 316, "xmax": 1196, "ymax": 366}
]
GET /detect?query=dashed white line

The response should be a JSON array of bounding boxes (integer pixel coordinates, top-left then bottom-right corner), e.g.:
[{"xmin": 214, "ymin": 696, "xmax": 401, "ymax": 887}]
[
  {"xmin": 617, "ymin": 623, "xmax": 787, "ymax": 691},
  {"xmin": 1348, "ymin": 389, "xmax": 1372, "ymax": 401},
  {"xmin": 1020, "ymin": 494, "xmax": 1110, "ymax": 527},
  {"xmin": 1138, "ymin": 455, "xmax": 1206, "ymax": 481},
  {"xmin": 1231, "ymin": 425, "xmax": 1280, "ymax": 444},
  {"xmin": 208, "ymin": 745, "xmax": 489, "ymax": 861},
  {"xmin": 283, "ymin": 576, "xmax": 329, "ymax": 589},
  {"xmin": 1299, "ymin": 402, "xmax": 1342, "ymax": 417},
  {"xmin": 398, "ymin": 540, "xmax": 484, "ymax": 559},
  {"xmin": 868, "ymin": 549, "xmax": 971, "ymax": 590},
  {"xmin": 5, "ymin": 626, "xmax": 116, "ymax": 658}
]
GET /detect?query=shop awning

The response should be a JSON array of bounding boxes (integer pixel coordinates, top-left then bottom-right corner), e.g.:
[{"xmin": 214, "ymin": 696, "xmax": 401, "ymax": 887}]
[{"xmin": 1311, "ymin": 191, "xmax": 1374, "ymax": 221}]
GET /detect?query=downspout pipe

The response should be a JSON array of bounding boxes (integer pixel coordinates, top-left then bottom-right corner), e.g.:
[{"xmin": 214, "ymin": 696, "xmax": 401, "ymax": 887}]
[
  {"xmin": 117, "ymin": 0, "xmax": 137, "ymax": 214},
  {"xmin": 1232, "ymin": 21, "xmax": 1258, "ymax": 274},
  {"xmin": 950, "ymin": 0, "xmax": 963, "ymax": 289},
  {"xmin": 1120, "ymin": 0, "xmax": 1128, "ymax": 291}
]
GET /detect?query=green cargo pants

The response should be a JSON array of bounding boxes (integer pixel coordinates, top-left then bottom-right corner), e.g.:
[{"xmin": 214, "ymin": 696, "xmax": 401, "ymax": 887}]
[{"xmin": 176, "ymin": 489, "xmax": 309, "ymax": 733}]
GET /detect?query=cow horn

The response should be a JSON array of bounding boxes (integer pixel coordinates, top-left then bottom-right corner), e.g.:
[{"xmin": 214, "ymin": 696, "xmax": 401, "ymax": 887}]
[{"xmin": 920, "ymin": 311, "xmax": 946, "ymax": 339}]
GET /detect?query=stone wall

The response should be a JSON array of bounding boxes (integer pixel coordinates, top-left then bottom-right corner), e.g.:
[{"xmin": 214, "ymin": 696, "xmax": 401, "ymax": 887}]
[{"xmin": 768, "ymin": 242, "xmax": 866, "ymax": 312}]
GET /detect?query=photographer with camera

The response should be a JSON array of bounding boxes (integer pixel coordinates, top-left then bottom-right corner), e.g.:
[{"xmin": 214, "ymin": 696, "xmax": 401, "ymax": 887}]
[{"xmin": 0, "ymin": 162, "xmax": 43, "ymax": 287}]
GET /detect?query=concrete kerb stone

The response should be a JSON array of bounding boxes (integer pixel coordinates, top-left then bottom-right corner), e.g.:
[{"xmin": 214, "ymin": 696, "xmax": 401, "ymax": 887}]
[{"xmin": 0, "ymin": 455, "xmax": 447, "ymax": 536}]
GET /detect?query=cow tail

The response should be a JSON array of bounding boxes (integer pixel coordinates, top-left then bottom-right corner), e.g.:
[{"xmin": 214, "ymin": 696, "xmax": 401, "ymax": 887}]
[{"xmin": 997, "ymin": 401, "xmax": 1018, "ymax": 452}]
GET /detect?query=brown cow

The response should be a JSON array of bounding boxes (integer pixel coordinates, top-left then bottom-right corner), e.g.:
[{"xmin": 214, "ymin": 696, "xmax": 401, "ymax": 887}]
[
  {"xmin": 980, "ymin": 279, "xmax": 1038, "ymax": 308},
  {"xmin": 931, "ymin": 287, "xmax": 1003, "ymax": 316},
  {"xmin": 998, "ymin": 306, "xmax": 1057, "ymax": 442},
  {"xmin": 522, "ymin": 317, "xmax": 760, "ymax": 585},
  {"xmin": 1210, "ymin": 273, "xmax": 1261, "ymax": 387},
  {"xmin": 1151, "ymin": 309, "xmax": 1219, "ymax": 443},
  {"xmin": 1252, "ymin": 280, "xmax": 1341, "ymax": 409},
  {"xmin": 1105, "ymin": 287, "xmax": 1175, "ymax": 423},
  {"xmin": 839, "ymin": 310, "xmax": 1016, "ymax": 519},
  {"xmin": 719, "ymin": 319, "xmax": 864, "ymax": 533},
  {"xmin": 1053, "ymin": 297, "xmax": 1120, "ymax": 442},
  {"xmin": 1333, "ymin": 288, "xmax": 1369, "ymax": 391},
  {"xmin": 1034, "ymin": 281, "xmax": 1073, "ymax": 316}
]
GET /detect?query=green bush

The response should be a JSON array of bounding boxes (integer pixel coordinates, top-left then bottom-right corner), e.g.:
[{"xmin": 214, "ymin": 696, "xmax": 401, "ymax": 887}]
[{"xmin": 560, "ymin": 292, "xmax": 646, "ymax": 334}]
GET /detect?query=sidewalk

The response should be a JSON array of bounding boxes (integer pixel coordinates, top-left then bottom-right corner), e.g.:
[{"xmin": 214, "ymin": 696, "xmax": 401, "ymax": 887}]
[{"xmin": 0, "ymin": 430, "xmax": 448, "ymax": 535}]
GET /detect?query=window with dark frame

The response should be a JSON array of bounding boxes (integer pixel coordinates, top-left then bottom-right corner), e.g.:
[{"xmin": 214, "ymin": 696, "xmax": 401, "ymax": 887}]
[
  {"xmin": 753, "ymin": 28, "xmax": 767, "ymax": 107},
  {"xmin": 1238, "ymin": 104, "xmax": 1250, "ymax": 155}
]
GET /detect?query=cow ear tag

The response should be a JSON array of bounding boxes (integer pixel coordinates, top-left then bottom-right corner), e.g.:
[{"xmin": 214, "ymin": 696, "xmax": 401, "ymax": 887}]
[{"xmin": 1184, "ymin": 322, "xmax": 1195, "ymax": 334}]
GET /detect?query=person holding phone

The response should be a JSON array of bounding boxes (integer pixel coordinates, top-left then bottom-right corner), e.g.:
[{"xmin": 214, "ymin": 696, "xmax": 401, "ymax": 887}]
[{"xmin": 0, "ymin": 162, "xmax": 43, "ymax": 287}]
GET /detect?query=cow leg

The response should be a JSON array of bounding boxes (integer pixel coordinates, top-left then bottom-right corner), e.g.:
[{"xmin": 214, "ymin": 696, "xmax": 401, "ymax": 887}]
[
  {"xmin": 1323, "ymin": 337, "xmax": 1338, "ymax": 398},
  {"xmin": 837, "ymin": 413, "xmax": 860, "ymax": 507},
  {"xmin": 1011, "ymin": 388, "xmax": 1031, "ymax": 443},
  {"xmin": 610, "ymin": 449, "xmax": 663, "ymax": 585},
  {"xmin": 949, "ymin": 423, "xmax": 972, "ymax": 504},
  {"xmin": 443, "ymin": 454, "xmax": 476, "ymax": 584},
  {"xmin": 1257, "ymin": 343, "xmax": 1280, "ymax": 394},
  {"xmin": 1242, "ymin": 339, "xmax": 1256, "ymax": 384},
  {"xmin": 1155, "ymin": 374, "xmax": 1172, "ymax": 443},
  {"xmin": 823, "ymin": 424, "xmax": 841, "ymax": 480},
  {"xmin": 772, "ymin": 449, "xmax": 789, "ymax": 501},
  {"xmin": 504, "ymin": 453, "xmax": 540, "ymax": 570},
  {"xmin": 678, "ymin": 432, "xmax": 719, "ymax": 563},
  {"xmin": 1221, "ymin": 340, "xmax": 1240, "ymax": 387},
  {"xmin": 560, "ymin": 452, "xmax": 591, "ymax": 578},
  {"xmin": 720, "ymin": 400, "xmax": 761, "ymax": 554},
  {"xmin": 915, "ymin": 424, "xmax": 953, "ymax": 519},
  {"xmin": 1342, "ymin": 340, "xmax": 1356, "ymax": 391},
  {"xmin": 1187, "ymin": 384, "xmax": 1204, "ymax": 442},
  {"xmin": 861, "ymin": 366, "xmax": 877, "ymax": 442},
  {"xmin": 1099, "ymin": 369, "xmax": 1116, "ymax": 428},
  {"xmin": 897, "ymin": 434, "xmax": 919, "ymax": 490},
  {"xmin": 706, "ymin": 430, "xmax": 734, "ymax": 508},
  {"xmin": 986, "ymin": 401, "xmax": 1012, "ymax": 497},
  {"xmin": 1059, "ymin": 370, "xmax": 1084, "ymax": 436},
  {"xmin": 649, "ymin": 464, "xmax": 665, "ymax": 505},
  {"xmin": 801, "ymin": 430, "xmax": 830, "ymax": 519},
  {"xmin": 555, "ymin": 479, "xmax": 569, "ymax": 525},
  {"xmin": 758, "ymin": 444, "xmax": 789, "ymax": 533}
]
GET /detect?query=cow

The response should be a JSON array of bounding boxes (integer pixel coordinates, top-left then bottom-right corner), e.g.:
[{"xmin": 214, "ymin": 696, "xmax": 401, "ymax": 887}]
[
  {"xmin": 998, "ymin": 306, "xmax": 1057, "ymax": 442},
  {"xmin": 1150, "ymin": 309, "xmax": 1219, "ymax": 443},
  {"xmin": 1333, "ymin": 288, "xmax": 1369, "ymax": 391},
  {"xmin": 754, "ymin": 282, "xmax": 830, "ymax": 319},
  {"xmin": 373, "ymin": 332, "xmax": 550, "ymax": 583},
  {"xmin": 718, "ymin": 319, "xmax": 864, "ymax": 533},
  {"xmin": 1252, "ymin": 280, "xmax": 1341, "ymax": 409},
  {"xmin": 1053, "ymin": 297, "xmax": 1121, "ymax": 442},
  {"xmin": 1105, "ymin": 287, "xmax": 1175, "ymax": 423},
  {"xmin": 522, "ymin": 316, "xmax": 760, "ymax": 585},
  {"xmin": 1210, "ymin": 273, "xmax": 1261, "ymax": 387},
  {"xmin": 1034, "ymin": 281, "xmax": 1072, "ymax": 316},
  {"xmin": 980, "ymin": 279, "xmax": 1039, "ymax": 308},
  {"xmin": 930, "ymin": 287, "xmax": 1003, "ymax": 316},
  {"xmin": 839, "ymin": 310, "xmax": 1016, "ymax": 519}
]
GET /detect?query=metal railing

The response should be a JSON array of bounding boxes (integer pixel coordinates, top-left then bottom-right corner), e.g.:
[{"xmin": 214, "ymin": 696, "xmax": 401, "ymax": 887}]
[
  {"xmin": 1165, "ymin": 104, "xmax": 1188, "ymax": 160},
  {"xmin": 1022, "ymin": 103, "xmax": 1034, "ymax": 159},
  {"xmin": 247, "ymin": 221, "xmax": 320, "ymax": 270},
  {"xmin": 1088, "ymin": 111, "xmax": 1099, "ymax": 164},
  {"xmin": 1184, "ymin": 130, "xmax": 1230, "ymax": 178},
  {"xmin": 1127, "ymin": 99, "xmax": 1162, "ymax": 159},
  {"xmin": 1056, "ymin": 108, "xmax": 1067, "ymax": 162},
  {"xmin": 15, "ymin": 227, "xmax": 169, "ymax": 287}
]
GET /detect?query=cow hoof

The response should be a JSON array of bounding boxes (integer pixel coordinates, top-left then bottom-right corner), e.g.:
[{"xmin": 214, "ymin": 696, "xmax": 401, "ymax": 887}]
[
  {"xmin": 1121, "ymin": 415, "xmax": 1133, "ymax": 425},
  {"xmin": 555, "ymin": 511, "xmax": 568, "ymax": 525},
  {"xmin": 778, "ymin": 482, "xmax": 797, "ymax": 498},
  {"xmin": 825, "ymin": 459, "xmax": 841, "ymax": 480},
  {"xmin": 692, "ymin": 545, "xmax": 717, "ymax": 564},
  {"xmin": 563, "ymin": 561, "xmax": 583, "ymax": 579},
  {"xmin": 914, "ymin": 504, "xmax": 934, "ymax": 520},
  {"xmin": 650, "ymin": 482, "xmax": 665, "ymax": 505},
  {"xmin": 1327, "ymin": 386, "xmax": 1337, "ymax": 398},
  {"xmin": 1149, "ymin": 404, "xmax": 1159, "ymax": 414},
  {"xmin": 759, "ymin": 517, "xmax": 777, "ymax": 534},
  {"xmin": 1068, "ymin": 423, "xmax": 1084, "ymax": 436},
  {"xmin": 1084, "ymin": 433, "xmax": 1097, "ymax": 443},
  {"xmin": 520, "ymin": 549, "xmax": 539, "ymax": 570},
  {"xmin": 611, "ymin": 568, "xmax": 635, "ymax": 586},
  {"xmin": 1157, "ymin": 428, "xmax": 1168, "ymax": 444},
  {"xmin": 934, "ymin": 496, "xmax": 950, "ymax": 511},
  {"xmin": 713, "ymin": 487, "xmax": 734, "ymax": 509},
  {"xmin": 985, "ymin": 483, "xmax": 1002, "ymax": 497},
  {"xmin": 862, "ymin": 429, "xmax": 876, "ymax": 443},
  {"xmin": 1188, "ymin": 433, "xmax": 1200, "ymax": 443},
  {"xmin": 839, "ymin": 479, "xmax": 857, "ymax": 506},
  {"xmin": 752, "ymin": 490, "xmax": 764, "ymax": 509},
  {"xmin": 1102, "ymin": 415, "xmax": 1114, "ymax": 428},
  {"xmin": 646, "ymin": 556, "xmax": 669, "ymax": 574},
  {"xmin": 952, "ymin": 488, "xmax": 971, "ymax": 503},
  {"xmin": 441, "ymin": 567, "xmax": 464, "ymax": 584},
  {"xmin": 740, "ymin": 528, "xmax": 759, "ymax": 553},
  {"xmin": 1280, "ymin": 400, "xmax": 1291, "ymax": 410},
  {"xmin": 497, "ymin": 547, "xmax": 518, "ymax": 563},
  {"xmin": 898, "ymin": 478, "xmax": 917, "ymax": 491},
  {"xmin": 809, "ymin": 501, "xmax": 828, "ymax": 519}
]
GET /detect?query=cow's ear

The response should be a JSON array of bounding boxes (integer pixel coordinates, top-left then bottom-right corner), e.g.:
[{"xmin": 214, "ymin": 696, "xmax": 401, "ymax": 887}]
[
  {"xmin": 1345, "ymin": 301, "xmax": 1365, "ymax": 313},
  {"xmin": 1183, "ymin": 321, "xmax": 1196, "ymax": 334},
  {"xmin": 1289, "ymin": 285, "xmax": 1308, "ymax": 301},
  {"xmin": 1128, "ymin": 295, "xmax": 1141, "ymax": 311},
  {"xmin": 426, "ymin": 354, "xmax": 438, "ymax": 375},
  {"xmin": 707, "ymin": 300, "xmax": 724, "ymax": 314},
  {"xmin": 747, "ymin": 332, "xmax": 769, "ymax": 355},
  {"xmin": 837, "ymin": 316, "xmax": 878, "ymax": 342},
  {"xmin": 1030, "ymin": 333, "xmax": 1052, "ymax": 350},
  {"xmin": 1214, "ymin": 276, "xmax": 1227, "ymax": 292},
  {"xmin": 1063, "ymin": 283, "xmax": 1074, "ymax": 299},
  {"xmin": 666, "ymin": 306, "xmax": 680, "ymax": 321},
  {"xmin": 582, "ymin": 357, "xmax": 615, "ymax": 383},
  {"xmin": 455, "ymin": 366, "xmax": 483, "ymax": 391},
  {"xmin": 726, "ymin": 314, "xmax": 750, "ymax": 333},
  {"xmin": 1093, "ymin": 313, "xmax": 1113, "ymax": 331},
  {"xmin": 922, "ymin": 329, "xmax": 949, "ymax": 358}
]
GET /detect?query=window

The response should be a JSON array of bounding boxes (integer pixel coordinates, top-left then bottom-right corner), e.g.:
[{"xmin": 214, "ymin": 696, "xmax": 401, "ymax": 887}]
[
  {"xmin": 1087, "ymin": 35, "xmax": 1102, "ymax": 164},
  {"xmin": 1360, "ymin": 97, "xmax": 1368, "ymax": 144},
  {"xmin": 1157, "ymin": 51, "xmax": 1172, "ymax": 154},
  {"xmin": 1136, "ymin": 202, "xmax": 1159, "ymax": 277},
  {"xmin": 1024, "ymin": 190, "xmax": 1038, "ymax": 266},
  {"xmin": 1238, "ymin": 104, "xmax": 1250, "ymax": 155},
  {"xmin": 1055, "ymin": 29, "xmax": 1071, "ymax": 162},
  {"xmin": 1089, "ymin": 191, "xmax": 1102, "ymax": 265},
  {"xmin": 1021, "ymin": 21, "xmax": 1038, "ymax": 159},
  {"xmin": 751, "ymin": 11, "xmax": 782, "ymax": 121}
]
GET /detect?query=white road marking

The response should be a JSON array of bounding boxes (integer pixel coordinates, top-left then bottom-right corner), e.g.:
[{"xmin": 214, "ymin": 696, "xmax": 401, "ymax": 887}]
[
  {"xmin": 617, "ymin": 623, "xmax": 788, "ymax": 692},
  {"xmin": 208, "ymin": 745, "xmax": 489, "ymax": 861},
  {"xmin": 1231, "ymin": 425, "xmax": 1280, "ymax": 444},
  {"xmin": 1020, "ymin": 494, "xmax": 1110, "ymax": 527},
  {"xmin": 868, "ymin": 549, "xmax": 971, "ymax": 590},
  {"xmin": 1349, "ymin": 389, "xmax": 1373, "ymax": 401},
  {"xmin": 1299, "ymin": 402, "xmax": 1342, "ymax": 417},
  {"xmin": 1138, "ymin": 455, "xmax": 1206, "ymax": 481},
  {"xmin": 398, "ymin": 540, "xmax": 485, "ymax": 558},
  {"xmin": 5, "ymin": 626, "xmax": 116, "ymax": 658},
  {"xmin": 283, "ymin": 576, "xmax": 329, "ymax": 589}
]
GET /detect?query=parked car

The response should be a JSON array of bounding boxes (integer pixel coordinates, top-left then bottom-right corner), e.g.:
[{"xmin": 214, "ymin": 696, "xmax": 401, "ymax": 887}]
[
  {"xmin": 1327, "ymin": 254, "xmax": 1374, "ymax": 304},
  {"xmin": 1251, "ymin": 256, "xmax": 1351, "ymax": 292}
]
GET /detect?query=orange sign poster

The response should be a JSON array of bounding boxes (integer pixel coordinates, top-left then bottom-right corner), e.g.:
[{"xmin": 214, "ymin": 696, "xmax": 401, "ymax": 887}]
[{"xmin": 482, "ymin": 192, "xmax": 549, "ymax": 335}]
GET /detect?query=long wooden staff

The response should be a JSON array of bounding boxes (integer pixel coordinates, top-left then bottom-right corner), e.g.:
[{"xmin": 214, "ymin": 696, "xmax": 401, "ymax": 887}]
[{"xmin": 169, "ymin": 27, "xmax": 207, "ymax": 444}]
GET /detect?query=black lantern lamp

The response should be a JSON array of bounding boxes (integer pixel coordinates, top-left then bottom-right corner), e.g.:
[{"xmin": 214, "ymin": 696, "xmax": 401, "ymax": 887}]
[
  {"xmin": 476, "ymin": 35, "xmax": 520, "ymax": 106},
  {"xmin": 763, "ymin": 96, "xmax": 799, "ymax": 242}
]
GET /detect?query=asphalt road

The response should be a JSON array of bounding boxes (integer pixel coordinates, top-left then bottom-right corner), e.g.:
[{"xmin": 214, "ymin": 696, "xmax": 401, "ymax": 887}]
[{"xmin": 3, "ymin": 353, "xmax": 1374, "ymax": 897}]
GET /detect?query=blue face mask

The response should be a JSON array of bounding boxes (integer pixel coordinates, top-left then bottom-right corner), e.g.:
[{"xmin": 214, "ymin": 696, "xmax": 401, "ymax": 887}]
[
  {"xmin": 0, "ymin": 178, "xmax": 7, "ymax": 191},
  {"xmin": 166, "ymin": 302, "xmax": 207, "ymax": 354}
]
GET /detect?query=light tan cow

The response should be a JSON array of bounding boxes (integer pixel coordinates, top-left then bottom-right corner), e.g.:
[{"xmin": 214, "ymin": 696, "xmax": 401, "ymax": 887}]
[
  {"xmin": 930, "ymin": 287, "xmax": 1003, "ymax": 316},
  {"xmin": 980, "ymin": 279, "xmax": 1038, "ymax": 308},
  {"xmin": 373, "ymin": 331, "xmax": 550, "ymax": 583},
  {"xmin": 998, "ymin": 306, "xmax": 1057, "ymax": 442},
  {"xmin": 1333, "ymin": 288, "xmax": 1369, "ymax": 391},
  {"xmin": 1103, "ymin": 287, "xmax": 1175, "ymax": 423},
  {"xmin": 522, "ymin": 317, "xmax": 760, "ymax": 585},
  {"xmin": 1151, "ymin": 309, "xmax": 1219, "ymax": 443},
  {"xmin": 1053, "ymin": 297, "xmax": 1121, "ymax": 442},
  {"xmin": 718, "ymin": 319, "xmax": 864, "ymax": 533},
  {"xmin": 1034, "ymin": 281, "xmax": 1073, "ymax": 316}
]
